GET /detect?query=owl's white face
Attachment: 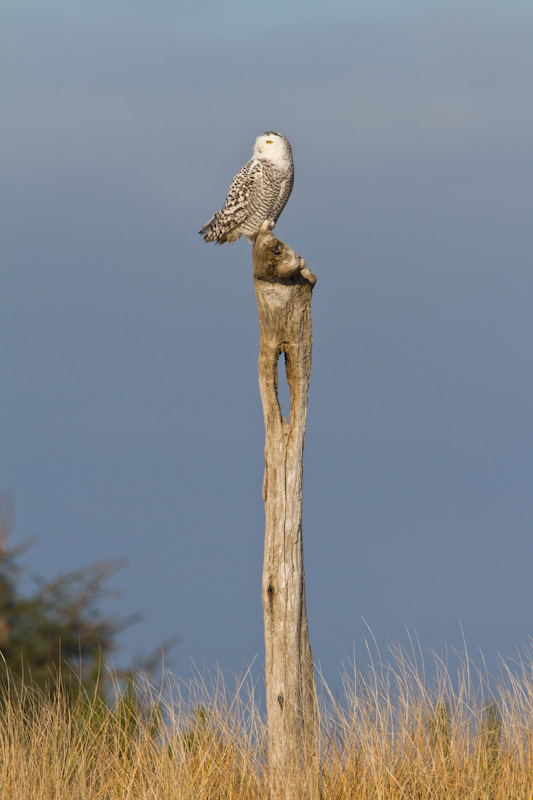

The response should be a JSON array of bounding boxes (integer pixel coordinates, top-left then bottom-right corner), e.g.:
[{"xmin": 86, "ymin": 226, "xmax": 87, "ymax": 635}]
[{"xmin": 253, "ymin": 132, "xmax": 292, "ymax": 170}]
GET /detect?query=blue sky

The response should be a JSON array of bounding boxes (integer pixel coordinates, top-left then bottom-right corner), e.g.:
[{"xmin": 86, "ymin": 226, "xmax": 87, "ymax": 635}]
[{"xmin": 2, "ymin": 0, "xmax": 533, "ymax": 688}]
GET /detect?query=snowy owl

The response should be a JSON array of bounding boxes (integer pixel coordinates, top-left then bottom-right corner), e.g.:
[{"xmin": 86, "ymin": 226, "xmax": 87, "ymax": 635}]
[{"xmin": 199, "ymin": 131, "xmax": 294, "ymax": 245}]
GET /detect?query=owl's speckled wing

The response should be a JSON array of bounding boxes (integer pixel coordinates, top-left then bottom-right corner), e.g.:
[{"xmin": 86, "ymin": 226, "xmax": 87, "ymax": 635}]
[{"xmin": 199, "ymin": 159, "xmax": 262, "ymax": 244}]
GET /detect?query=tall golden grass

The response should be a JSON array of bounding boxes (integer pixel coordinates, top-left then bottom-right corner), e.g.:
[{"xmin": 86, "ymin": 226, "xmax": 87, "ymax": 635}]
[{"xmin": 1, "ymin": 641, "xmax": 533, "ymax": 799}]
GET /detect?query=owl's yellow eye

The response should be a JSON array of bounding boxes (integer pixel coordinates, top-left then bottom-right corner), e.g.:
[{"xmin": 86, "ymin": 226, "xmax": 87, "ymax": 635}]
[{"xmin": 266, "ymin": 140, "xmax": 273, "ymax": 144}]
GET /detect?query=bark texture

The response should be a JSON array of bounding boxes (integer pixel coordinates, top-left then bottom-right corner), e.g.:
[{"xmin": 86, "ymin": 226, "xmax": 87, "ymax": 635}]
[{"xmin": 253, "ymin": 221, "xmax": 318, "ymax": 800}]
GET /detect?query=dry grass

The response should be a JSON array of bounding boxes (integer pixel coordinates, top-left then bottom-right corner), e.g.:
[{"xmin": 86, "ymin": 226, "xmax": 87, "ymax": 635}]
[{"xmin": 1, "ymin": 642, "xmax": 533, "ymax": 799}]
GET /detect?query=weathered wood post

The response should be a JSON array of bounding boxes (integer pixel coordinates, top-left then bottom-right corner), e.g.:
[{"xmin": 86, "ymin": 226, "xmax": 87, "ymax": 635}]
[{"xmin": 253, "ymin": 221, "xmax": 318, "ymax": 800}]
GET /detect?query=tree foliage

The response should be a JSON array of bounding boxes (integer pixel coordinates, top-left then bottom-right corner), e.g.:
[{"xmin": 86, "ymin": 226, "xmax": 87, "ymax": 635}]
[{"xmin": 0, "ymin": 492, "xmax": 140, "ymax": 696}]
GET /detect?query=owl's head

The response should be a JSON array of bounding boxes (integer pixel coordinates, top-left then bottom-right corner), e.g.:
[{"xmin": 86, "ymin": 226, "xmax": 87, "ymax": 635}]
[{"xmin": 253, "ymin": 131, "xmax": 293, "ymax": 168}]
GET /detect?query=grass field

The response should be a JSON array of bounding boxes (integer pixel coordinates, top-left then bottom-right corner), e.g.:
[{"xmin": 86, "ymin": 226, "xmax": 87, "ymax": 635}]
[{"xmin": 1, "ymin": 641, "xmax": 533, "ymax": 799}]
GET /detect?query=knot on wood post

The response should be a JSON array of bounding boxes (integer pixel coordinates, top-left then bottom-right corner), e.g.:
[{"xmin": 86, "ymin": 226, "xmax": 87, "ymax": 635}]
[{"xmin": 253, "ymin": 220, "xmax": 317, "ymax": 286}]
